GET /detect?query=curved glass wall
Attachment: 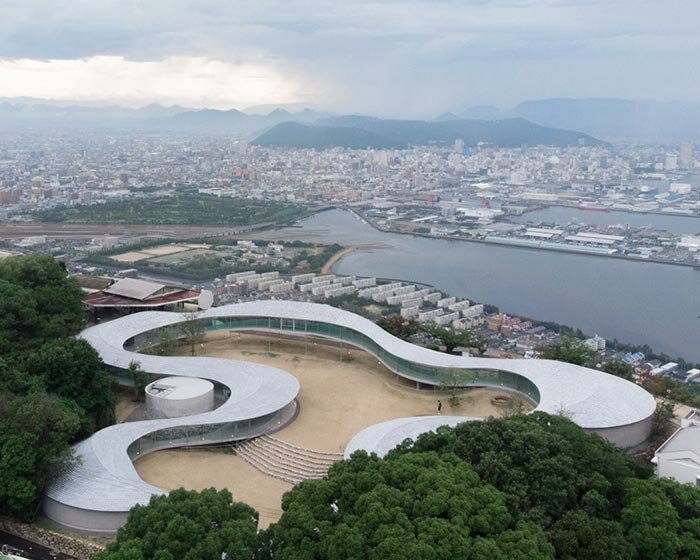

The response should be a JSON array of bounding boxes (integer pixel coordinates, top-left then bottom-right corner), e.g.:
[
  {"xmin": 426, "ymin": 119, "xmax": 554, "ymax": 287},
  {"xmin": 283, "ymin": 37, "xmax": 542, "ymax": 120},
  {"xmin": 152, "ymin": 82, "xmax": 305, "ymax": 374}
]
[
  {"xmin": 132, "ymin": 316, "xmax": 540, "ymax": 404},
  {"xmin": 127, "ymin": 403, "xmax": 296, "ymax": 460}
]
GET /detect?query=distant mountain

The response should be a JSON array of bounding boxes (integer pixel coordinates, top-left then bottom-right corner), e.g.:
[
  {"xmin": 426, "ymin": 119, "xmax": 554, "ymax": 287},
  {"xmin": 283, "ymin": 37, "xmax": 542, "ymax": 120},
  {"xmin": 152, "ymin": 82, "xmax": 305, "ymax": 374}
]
[
  {"xmin": 511, "ymin": 98, "xmax": 700, "ymax": 141},
  {"xmin": 252, "ymin": 116, "xmax": 603, "ymax": 149},
  {"xmin": 252, "ymin": 121, "xmax": 406, "ymax": 149},
  {"xmin": 458, "ymin": 105, "xmax": 508, "ymax": 120},
  {"xmin": 242, "ymin": 102, "xmax": 321, "ymax": 115},
  {"xmin": 0, "ymin": 100, "xmax": 189, "ymax": 123},
  {"xmin": 154, "ymin": 107, "xmax": 332, "ymax": 134},
  {"xmin": 0, "ymin": 98, "xmax": 331, "ymax": 135},
  {"xmin": 433, "ymin": 112, "xmax": 459, "ymax": 122}
]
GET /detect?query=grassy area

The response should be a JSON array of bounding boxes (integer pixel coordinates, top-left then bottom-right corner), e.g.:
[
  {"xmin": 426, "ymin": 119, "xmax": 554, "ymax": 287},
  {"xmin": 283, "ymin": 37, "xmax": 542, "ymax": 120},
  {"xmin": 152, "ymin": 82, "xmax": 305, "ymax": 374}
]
[
  {"xmin": 86, "ymin": 238, "xmax": 343, "ymax": 281},
  {"xmin": 147, "ymin": 248, "xmax": 224, "ymax": 264},
  {"xmin": 36, "ymin": 194, "xmax": 312, "ymax": 226}
]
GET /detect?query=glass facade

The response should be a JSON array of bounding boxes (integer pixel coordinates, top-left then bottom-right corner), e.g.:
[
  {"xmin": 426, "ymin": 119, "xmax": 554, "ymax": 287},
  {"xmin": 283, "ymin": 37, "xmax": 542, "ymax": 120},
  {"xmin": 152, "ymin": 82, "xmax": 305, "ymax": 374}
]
[
  {"xmin": 127, "ymin": 403, "xmax": 295, "ymax": 460},
  {"xmin": 133, "ymin": 315, "xmax": 540, "ymax": 404}
]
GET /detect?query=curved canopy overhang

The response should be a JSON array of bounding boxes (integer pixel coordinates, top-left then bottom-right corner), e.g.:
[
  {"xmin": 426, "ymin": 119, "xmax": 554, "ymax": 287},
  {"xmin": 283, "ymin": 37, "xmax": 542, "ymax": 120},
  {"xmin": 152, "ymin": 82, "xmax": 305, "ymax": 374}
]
[{"xmin": 45, "ymin": 300, "xmax": 656, "ymax": 517}]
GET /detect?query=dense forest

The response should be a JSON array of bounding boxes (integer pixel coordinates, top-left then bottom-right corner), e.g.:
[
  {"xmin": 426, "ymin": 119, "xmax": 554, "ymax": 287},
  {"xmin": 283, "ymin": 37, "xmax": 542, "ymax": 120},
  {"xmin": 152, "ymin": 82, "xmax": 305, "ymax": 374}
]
[
  {"xmin": 98, "ymin": 414, "xmax": 700, "ymax": 560},
  {"xmin": 0, "ymin": 255, "xmax": 114, "ymax": 518},
  {"xmin": 36, "ymin": 195, "xmax": 312, "ymax": 226}
]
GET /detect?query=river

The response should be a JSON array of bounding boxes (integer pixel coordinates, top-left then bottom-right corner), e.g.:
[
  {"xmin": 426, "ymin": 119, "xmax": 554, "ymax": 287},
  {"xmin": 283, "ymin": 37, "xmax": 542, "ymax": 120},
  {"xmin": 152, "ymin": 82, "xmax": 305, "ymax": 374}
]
[{"xmin": 268, "ymin": 209, "xmax": 700, "ymax": 363}]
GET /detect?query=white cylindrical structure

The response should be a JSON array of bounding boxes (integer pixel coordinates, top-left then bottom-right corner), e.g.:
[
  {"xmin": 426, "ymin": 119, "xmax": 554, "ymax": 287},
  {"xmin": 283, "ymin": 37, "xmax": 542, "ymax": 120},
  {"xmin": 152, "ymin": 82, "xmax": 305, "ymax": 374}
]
[{"xmin": 145, "ymin": 376, "xmax": 215, "ymax": 419}]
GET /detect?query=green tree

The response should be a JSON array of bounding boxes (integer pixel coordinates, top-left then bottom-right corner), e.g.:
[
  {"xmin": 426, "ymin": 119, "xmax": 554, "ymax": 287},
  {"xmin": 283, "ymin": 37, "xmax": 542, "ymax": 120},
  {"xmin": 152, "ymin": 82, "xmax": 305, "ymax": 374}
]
[
  {"xmin": 178, "ymin": 312, "xmax": 205, "ymax": 356},
  {"xmin": 548, "ymin": 510, "xmax": 635, "ymax": 560},
  {"xmin": 376, "ymin": 316, "xmax": 421, "ymax": 341},
  {"xmin": 263, "ymin": 451, "xmax": 555, "ymax": 559},
  {"xmin": 537, "ymin": 336, "xmax": 595, "ymax": 366},
  {"xmin": 0, "ymin": 392, "xmax": 81, "ymax": 518},
  {"xmin": 438, "ymin": 368, "xmax": 475, "ymax": 407},
  {"xmin": 25, "ymin": 338, "xmax": 115, "ymax": 435},
  {"xmin": 652, "ymin": 400, "xmax": 676, "ymax": 440},
  {"xmin": 142, "ymin": 326, "xmax": 178, "ymax": 356},
  {"xmin": 127, "ymin": 360, "xmax": 148, "ymax": 401},
  {"xmin": 599, "ymin": 358, "xmax": 634, "ymax": 381},
  {"xmin": 631, "ymin": 478, "xmax": 700, "ymax": 560},
  {"xmin": 0, "ymin": 254, "xmax": 84, "ymax": 342},
  {"xmin": 407, "ymin": 413, "xmax": 650, "ymax": 528},
  {"xmin": 0, "ymin": 255, "xmax": 114, "ymax": 520},
  {"xmin": 421, "ymin": 324, "xmax": 486, "ymax": 354},
  {"xmin": 0, "ymin": 280, "xmax": 40, "ymax": 355},
  {"xmin": 94, "ymin": 488, "xmax": 259, "ymax": 560}
]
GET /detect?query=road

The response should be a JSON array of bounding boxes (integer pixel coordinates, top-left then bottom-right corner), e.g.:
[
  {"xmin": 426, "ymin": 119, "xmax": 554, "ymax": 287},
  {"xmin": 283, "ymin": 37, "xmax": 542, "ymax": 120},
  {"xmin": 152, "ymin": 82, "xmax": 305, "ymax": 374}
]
[{"xmin": 0, "ymin": 530, "xmax": 76, "ymax": 560}]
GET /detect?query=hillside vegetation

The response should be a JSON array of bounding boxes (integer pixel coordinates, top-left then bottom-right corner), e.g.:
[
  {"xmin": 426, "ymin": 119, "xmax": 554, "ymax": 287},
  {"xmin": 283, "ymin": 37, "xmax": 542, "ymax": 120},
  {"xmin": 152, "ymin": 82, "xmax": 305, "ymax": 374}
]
[
  {"xmin": 252, "ymin": 116, "xmax": 603, "ymax": 150},
  {"xmin": 36, "ymin": 195, "xmax": 312, "ymax": 226},
  {"xmin": 0, "ymin": 255, "xmax": 114, "ymax": 519},
  {"xmin": 98, "ymin": 414, "xmax": 700, "ymax": 560}
]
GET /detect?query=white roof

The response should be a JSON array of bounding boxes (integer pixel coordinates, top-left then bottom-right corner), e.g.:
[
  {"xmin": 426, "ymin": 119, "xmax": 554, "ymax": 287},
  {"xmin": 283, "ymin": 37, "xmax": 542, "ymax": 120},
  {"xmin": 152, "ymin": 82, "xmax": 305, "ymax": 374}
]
[
  {"xmin": 344, "ymin": 416, "xmax": 478, "ymax": 459},
  {"xmin": 656, "ymin": 424, "xmax": 700, "ymax": 455},
  {"xmin": 146, "ymin": 376, "xmax": 213, "ymax": 400},
  {"xmin": 104, "ymin": 278, "xmax": 167, "ymax": 301},
  {"xmin": 46, "ymin": 300, "xmax": 656, "ymax": 516},
  {"xmin": 204, "ymin": 301, "xmax": 655, "ymax": 430}
]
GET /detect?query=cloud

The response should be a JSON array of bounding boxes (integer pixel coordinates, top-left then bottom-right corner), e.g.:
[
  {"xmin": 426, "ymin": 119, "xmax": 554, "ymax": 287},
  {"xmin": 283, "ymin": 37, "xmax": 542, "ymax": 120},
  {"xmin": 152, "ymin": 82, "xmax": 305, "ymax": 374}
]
[
  {"xmin": 0, "ymin": 0, "xmax": 698, "ymax": 115},
  {"xmin": 0, "ymin": 56, "xmax": 315, "ymax": 108}
]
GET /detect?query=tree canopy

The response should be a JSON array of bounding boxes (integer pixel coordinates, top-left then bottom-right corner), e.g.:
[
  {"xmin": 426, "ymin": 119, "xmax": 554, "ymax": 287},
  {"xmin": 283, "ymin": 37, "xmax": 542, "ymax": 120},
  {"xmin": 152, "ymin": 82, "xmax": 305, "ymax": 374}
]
[
  {"xmin": 376, "ymin": 316, "xmax": 421, "ymax": 341},
  {"xmin": 599, "ymin": 358, "xmax": 634, "ymax": 381},
  {"xmin": 537, "ymin": 336, "xmax": 596, "ymax": 366},
  {"xmin": 420, "ymin": 324, "xmax": 486, "ymax": 355},
  {"xmin": 93, "ymin": 414, "xmax": 700, "ymax": 559},
  {"xmin": 0, "ymin": 255, "xmax": 114, "ymax": 519},
  {"xmin": 94, "ymin": 488, "xmax": 260, "ymax": 560}
]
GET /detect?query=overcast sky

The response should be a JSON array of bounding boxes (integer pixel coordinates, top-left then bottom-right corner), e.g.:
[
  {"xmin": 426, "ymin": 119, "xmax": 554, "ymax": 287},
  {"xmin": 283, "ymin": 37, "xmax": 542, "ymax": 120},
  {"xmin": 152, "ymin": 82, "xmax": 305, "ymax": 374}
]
[{"xmin": 1, "ymin": 0, "xmax": 698, "ymax": 117}]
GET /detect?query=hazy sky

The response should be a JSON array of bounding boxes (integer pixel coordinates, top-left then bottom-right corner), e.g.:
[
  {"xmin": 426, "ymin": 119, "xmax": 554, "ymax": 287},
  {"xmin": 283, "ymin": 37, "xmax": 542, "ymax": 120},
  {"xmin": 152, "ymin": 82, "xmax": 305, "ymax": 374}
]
[{"xmin": 1, "ymin": 0, "xmax": 698, "ymax": 116}]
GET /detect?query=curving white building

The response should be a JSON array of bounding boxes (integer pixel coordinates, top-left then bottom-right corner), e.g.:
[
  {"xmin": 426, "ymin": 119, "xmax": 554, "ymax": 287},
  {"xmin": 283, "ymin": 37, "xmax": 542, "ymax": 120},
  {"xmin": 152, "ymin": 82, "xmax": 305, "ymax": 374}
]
[
  {"xmin": 43, "ymin": 301, "xmax": 656, "ymax": 534},
  {"xmin": 344, "ymin": 416, "xmax": 480, "ymax": 459}
]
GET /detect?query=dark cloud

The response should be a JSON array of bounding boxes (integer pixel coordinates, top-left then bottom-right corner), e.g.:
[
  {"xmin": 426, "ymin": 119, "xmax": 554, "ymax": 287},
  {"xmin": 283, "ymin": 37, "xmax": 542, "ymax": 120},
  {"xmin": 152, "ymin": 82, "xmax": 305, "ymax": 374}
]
[{"xmin": 0, "ymin": 0, "xmax": 698, "ymax": 115}]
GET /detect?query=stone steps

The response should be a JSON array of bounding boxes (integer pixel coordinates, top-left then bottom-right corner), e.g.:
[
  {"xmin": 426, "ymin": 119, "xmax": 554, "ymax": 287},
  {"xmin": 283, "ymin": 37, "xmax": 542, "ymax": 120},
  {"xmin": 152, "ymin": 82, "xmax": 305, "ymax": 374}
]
[{"xmin": 235, "ymin": 435, "xmax": 342, "ymax": 485}]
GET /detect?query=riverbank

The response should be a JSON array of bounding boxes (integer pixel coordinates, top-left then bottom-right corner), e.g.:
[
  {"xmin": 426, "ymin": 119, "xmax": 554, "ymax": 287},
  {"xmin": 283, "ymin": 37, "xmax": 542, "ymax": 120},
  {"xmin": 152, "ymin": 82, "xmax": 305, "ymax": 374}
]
[
  {"xmin": 546, "ymin": 201, "xmax": 700, "ymax": 219},
  {"xmin": 349, "ymin": 208, "xmax": 700, "ymax": 270},
  {"xmin": 321, "ymin": 243, "xmax": 385, "ymax": 274}
]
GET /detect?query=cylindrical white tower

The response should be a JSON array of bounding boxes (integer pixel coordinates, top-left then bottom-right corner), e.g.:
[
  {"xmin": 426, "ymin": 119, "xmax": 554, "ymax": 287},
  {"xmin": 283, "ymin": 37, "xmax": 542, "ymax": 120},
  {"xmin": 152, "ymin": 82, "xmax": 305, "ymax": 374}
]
[{"xmin": 145, "ymin": 376, "xmax": 215, "ymax": 419}]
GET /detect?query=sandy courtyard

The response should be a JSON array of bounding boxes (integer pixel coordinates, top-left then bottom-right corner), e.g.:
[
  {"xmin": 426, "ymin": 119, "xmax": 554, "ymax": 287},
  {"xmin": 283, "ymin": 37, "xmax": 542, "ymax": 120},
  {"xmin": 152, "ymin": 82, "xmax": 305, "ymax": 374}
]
[
  {"xmin": 136, "ymin": 332, "xmax": 529, "ymax": 527},
  {"xmin": 136, "ymin": 449, "xmax": 293, "ymax": 529}
]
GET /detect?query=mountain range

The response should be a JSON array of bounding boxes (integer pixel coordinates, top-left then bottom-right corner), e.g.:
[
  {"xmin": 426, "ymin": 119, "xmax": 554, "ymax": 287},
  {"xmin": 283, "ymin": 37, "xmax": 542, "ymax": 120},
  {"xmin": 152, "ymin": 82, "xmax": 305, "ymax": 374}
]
[
  {"xmin": 1, "ymin": 96, "xmax": 696, "ymax": 143},
  {"xmin": 454, "ymin": 99, "xmax": 700, "ymax": 141},
  {"xmin": 252, "ymin": 116, "xmax": 602, "ymax": 149}
]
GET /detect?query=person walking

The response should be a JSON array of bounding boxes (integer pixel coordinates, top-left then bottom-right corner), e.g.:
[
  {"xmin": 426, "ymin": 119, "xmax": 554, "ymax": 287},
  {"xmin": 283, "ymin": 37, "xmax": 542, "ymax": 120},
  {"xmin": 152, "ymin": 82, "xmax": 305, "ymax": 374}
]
[{"xmin": 437, "ymin": 400, "xmax": 442, "ymax": 415}]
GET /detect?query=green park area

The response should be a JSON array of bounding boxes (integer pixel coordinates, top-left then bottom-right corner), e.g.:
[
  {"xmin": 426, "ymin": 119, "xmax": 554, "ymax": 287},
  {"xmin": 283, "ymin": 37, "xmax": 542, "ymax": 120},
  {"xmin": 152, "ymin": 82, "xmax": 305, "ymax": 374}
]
[
  {"xmin": 87, "ymin": 238, "xmax": 343, "ymax": 281},
  {"xmin": 35, "ymin": 194, "xmax": 312, "ymax": 226}
]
